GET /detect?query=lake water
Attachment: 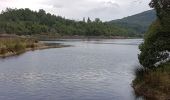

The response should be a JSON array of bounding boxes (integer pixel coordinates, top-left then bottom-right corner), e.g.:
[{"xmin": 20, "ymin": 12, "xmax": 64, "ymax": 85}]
[{"xmin": 0, "ymin": 39, "xmax": 143, "ymax": 100}]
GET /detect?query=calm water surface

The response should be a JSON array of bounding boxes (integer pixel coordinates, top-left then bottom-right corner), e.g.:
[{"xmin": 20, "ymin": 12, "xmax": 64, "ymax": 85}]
[{"xmin": 0, "ymin": 39, "xmax": 142, "ymax": 100}]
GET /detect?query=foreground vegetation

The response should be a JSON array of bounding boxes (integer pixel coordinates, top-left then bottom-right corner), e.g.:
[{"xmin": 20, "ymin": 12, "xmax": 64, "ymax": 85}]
[
  {"xmin": 0, "ymin": 8, "xmax": 140, "ymax": 37},
  {"xmin": 133, "ymin": 0, "xmax": 170, "ymax": 99},
  {"xmin": 133, "ymin": 62, "xmax": 170, "ymax": 100}
]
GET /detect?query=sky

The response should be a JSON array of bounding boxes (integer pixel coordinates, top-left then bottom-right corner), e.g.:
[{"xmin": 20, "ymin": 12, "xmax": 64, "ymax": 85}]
[{"xmin": 0, "ymin": 0, "xmax": 151, "ymax": 21}]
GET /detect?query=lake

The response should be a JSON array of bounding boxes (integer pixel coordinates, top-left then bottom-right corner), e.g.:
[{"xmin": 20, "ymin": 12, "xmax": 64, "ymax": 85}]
[{"xmin": 0, "ymin": 39, "xmax": 143, "ymax": 100}]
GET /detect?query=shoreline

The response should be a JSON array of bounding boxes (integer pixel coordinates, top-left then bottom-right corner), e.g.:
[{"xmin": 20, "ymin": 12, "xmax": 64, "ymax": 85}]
[
  {"xmin": 133, "ymin": 83, "xmax": 164, "ymax": 100},
  {"xmin": 33, "ymin": 35, "xmax": 142, "ymax": 41},
  {"xmin": 0, "ymin": 37, "xmax": 141, "ymax": 58},
  {"xmin": 0, "ymin": 42, "xmax": 70, "ymax": 58}
]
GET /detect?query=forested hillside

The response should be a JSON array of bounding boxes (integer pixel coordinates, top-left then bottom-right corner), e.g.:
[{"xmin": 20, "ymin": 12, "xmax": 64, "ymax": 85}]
[
  {"xmin": 109, "ymin": 10, "xmax": 156, "ymax": 34},
  {"xmin": 0, "ymin": 8, "xmax": 138, "ymax": 37}
]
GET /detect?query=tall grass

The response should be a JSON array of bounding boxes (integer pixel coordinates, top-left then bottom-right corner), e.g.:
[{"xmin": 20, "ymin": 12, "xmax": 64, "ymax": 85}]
[
  {"xmin": 133, "ymin": 62, "xmax": 170, "ymax": 99},
  {"xmin": 0, "ymin": 38, "xmax": 38, "ymax": 55}
]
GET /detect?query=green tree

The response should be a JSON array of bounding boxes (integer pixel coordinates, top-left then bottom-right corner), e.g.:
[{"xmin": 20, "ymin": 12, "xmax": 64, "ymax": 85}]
[
  {"xmin": 0, "ymin": 8, "xmax": 138, "ymax": 37},
  {"xmin": 87, "ymin": 17, "xmax": 91, "ymax": 23},
  {"xmin": 139, "ymin": 0, "xmax": 170, "ymax": 69}
]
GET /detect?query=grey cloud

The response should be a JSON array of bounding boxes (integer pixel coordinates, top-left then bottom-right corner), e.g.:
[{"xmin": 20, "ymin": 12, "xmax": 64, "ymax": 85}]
[
  {"xmin": 52, "ymin": 4, "xmax": 63, "ymax": 8},
  {"xmin": 85, "ymin": 2, "xmax": 121, "ymax": 20},
  {"xmin": 105, "ymin": 1, "xmax": 120, "ymax": 7}
]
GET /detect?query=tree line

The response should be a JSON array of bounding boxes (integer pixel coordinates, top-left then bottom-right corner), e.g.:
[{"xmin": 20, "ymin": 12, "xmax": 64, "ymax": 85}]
[
  {"xmin": 139, "ymin": 0, "xmax": 170, "ymax": 69},
  {"xmin": 133, "ymin": 1, "xmax": 170, "ymax": 98},
  {"xmin": 0, "ymin": 8, "xmax": 138, "ymax": 37}
]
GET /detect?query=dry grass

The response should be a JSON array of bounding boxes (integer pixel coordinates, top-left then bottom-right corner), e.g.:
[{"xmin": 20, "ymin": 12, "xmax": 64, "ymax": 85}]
[
  {"xmin": 133, "ymin": 62, "xmax": 170, "ymax": 100},
  {"xmin": 0, "ymin": 38, "xmax": 38, "ymax": 55}
]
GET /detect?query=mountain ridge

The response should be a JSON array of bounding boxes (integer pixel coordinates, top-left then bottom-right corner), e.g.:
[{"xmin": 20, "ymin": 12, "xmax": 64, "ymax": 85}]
[{"xmin": 108, "ymin": 10, "xmax": 156, "ymax": 34}]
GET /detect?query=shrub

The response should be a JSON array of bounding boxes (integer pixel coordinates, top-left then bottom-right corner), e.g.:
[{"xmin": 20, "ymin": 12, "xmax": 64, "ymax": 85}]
[{"xmin": 138, "ymin": 5, "xmax": 170, "ymax": 69}]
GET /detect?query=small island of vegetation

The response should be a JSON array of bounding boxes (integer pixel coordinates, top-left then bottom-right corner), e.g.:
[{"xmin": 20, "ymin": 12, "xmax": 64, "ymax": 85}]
[{"xmin": 133, "ymin": 0, "xmax": 170, "ymax": 99}]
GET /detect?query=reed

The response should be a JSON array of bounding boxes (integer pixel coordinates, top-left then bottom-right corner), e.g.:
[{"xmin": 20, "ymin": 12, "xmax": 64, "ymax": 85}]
[
  {"xmin": 133, "ymin": 62, "xmax": 170, "ymax": 100},
  {"xmin": 0, "ymin": 38, "xmax": 38, "ymax": 55}
]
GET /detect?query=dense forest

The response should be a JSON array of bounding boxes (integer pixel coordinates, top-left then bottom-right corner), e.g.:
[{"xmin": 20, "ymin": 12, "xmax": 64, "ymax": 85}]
[{"xmin": 0, "ymin": 8, "xmax": 138, "ymax": 37}]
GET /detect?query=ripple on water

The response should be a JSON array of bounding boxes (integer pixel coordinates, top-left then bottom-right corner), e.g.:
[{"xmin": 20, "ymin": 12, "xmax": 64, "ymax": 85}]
[{"xmin": 0, "ymin": 39, "xmax": 142, "ymax": 100}]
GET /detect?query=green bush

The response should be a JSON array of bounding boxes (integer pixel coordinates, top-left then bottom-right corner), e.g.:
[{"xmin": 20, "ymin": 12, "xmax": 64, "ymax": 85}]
[{"xmin": 138, "ymin": 4, "xmax": 170, "ymax": 69}]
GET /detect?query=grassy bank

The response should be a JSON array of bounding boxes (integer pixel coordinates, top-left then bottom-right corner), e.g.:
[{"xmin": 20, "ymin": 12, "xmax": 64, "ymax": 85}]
[
  {"xmin": 0, "ymin": 38, "xmax": 68, "ymax": 57},
  {"xmin": 0, "ymin": 38, "xmax": 39, "ymax": 56},
  {"xmin": 0, "ymin": 38, "xmax": 37, "ymax": 54},
  {"xmin": 133, "ymin": 62, "xmax": 170, "ymax": 100}
]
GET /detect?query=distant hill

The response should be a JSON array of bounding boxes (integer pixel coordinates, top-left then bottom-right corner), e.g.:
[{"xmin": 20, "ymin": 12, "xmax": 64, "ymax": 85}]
[{"xmin": 109, "ymin": 10, "xmax": 156, "ymax": 34}]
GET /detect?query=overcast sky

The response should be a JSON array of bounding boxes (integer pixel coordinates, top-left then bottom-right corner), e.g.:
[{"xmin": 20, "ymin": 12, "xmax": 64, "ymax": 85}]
[{"xmin": 0, "ymin": 0, "xmax": 151, "ymax": 21}]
